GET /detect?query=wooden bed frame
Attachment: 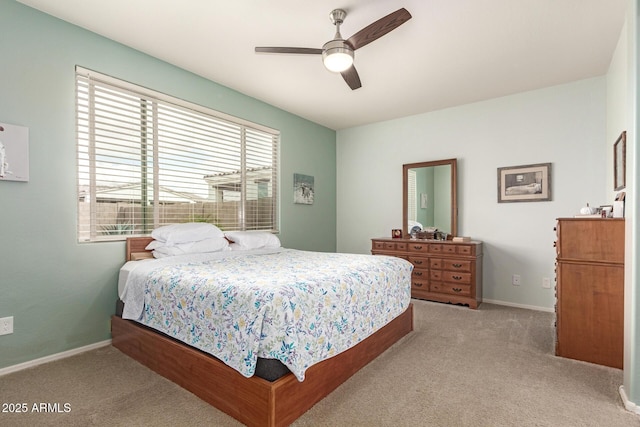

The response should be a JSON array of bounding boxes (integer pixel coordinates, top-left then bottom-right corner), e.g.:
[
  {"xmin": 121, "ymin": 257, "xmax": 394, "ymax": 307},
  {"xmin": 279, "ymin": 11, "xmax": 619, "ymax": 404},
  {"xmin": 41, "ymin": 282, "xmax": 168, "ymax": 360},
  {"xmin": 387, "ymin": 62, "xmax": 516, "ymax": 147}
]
[{"xmin": 112, "ymin": 237, "xmax": 414, "ymax": 427}]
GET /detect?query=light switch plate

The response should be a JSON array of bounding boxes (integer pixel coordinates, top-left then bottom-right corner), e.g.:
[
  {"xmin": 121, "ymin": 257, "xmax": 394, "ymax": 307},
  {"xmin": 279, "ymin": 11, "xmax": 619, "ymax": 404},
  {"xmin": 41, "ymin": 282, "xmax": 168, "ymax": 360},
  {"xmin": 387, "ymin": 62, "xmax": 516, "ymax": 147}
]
[{"xmin": 0, "ymin": 316, "xmax": 14, "ymax": 335}]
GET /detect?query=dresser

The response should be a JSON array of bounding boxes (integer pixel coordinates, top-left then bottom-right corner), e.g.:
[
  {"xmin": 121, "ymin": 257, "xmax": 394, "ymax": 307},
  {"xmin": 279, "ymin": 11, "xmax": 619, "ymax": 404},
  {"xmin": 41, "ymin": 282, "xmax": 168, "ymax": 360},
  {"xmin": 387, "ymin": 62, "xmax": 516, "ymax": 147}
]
[
  {"xmin": 554, "ymin": 218, "xmax": 624, "ymax": 368},
  {"xmin": 372, "ymin": 238, "xmax": 483, "ymax": 309}
]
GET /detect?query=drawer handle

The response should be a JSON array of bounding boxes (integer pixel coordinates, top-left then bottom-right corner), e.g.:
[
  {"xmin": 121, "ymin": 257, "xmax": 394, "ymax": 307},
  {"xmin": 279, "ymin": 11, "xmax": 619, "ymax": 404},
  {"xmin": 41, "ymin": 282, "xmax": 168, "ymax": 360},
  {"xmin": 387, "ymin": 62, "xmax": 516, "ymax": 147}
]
[
  {"xmin": 452, "ymin": 275, "xmax": 463, "ymax": 280},
  {"xmin": 414, "ymin": 271, "xmax": 423, "ymax": 276},
  {"xmin": 452, "ymin": 263, "xmax": 462, "ymax": 268},
  {"xmin": 413, "ymin": 245, "xmax": 423, "ymax": 250},
  {"xmin": 415, "ymin": 282, "xmax": 423, "ymax": 287},
  {"xmin": 453, "ymin": 287, "xmax": 462, "ymax": 292},
  {"xmin": 414, "ymin": 260, "xmax": 423, "ymax": 265}
]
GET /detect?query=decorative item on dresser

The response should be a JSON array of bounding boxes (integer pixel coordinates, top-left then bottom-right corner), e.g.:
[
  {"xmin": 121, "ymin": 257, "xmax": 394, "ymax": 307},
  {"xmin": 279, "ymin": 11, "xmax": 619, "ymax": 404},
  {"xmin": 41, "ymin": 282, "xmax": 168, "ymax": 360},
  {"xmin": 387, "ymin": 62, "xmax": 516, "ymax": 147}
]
[
  {"xmin": 554, "ymin": 218, "xmax": 624, "ymax": 369},
  {"xmin": 372, "ymin": 237, "xmax": 483, "ymax": 309}
]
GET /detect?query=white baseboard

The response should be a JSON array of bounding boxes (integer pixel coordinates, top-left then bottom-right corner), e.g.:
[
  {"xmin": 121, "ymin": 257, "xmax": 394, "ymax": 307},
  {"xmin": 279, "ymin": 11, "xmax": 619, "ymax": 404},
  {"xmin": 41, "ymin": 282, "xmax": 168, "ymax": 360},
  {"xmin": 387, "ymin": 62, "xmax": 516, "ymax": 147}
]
[
  {"xmin": 620, "ymin": 385, "xmax": 640, "ymax": 415},
  {"xmin": 0, "ymin": 339, "xmax": 112, "ymax": 377},
  {"xmin": 482, "ymin": 298, "xmax": 555, "ymax": 313}
]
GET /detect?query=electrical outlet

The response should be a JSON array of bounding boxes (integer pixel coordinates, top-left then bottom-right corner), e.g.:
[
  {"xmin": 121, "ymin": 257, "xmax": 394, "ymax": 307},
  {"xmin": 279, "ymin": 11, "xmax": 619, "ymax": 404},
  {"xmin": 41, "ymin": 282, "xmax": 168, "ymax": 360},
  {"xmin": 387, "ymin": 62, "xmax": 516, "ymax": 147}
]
[
  {"xmin": 542, "ymin": 278, "xmax": 551, "ymax": 289},
  {"xmin": 0, "ymin": 316, "xmax": 13, "ymax": 335},
  {"xmin": 512, "ymin": 274, "xmax": 521, "ymax": 286}
]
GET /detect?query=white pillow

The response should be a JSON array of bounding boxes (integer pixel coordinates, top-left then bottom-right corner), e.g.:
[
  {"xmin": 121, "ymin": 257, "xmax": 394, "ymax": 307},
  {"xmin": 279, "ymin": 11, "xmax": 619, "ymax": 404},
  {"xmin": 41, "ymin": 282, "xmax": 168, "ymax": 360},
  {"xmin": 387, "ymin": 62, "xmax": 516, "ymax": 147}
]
[
  {"xmin": 188, "ymin": 237, "xmax": 230, "ymax": 253},
  {"xmin": 150, "ymin": 237, "xmax": 229, "ymax": 258},
  {"xmin": 224, "ymin": 231, "xmax": 281, "ymax": 250},
  {"xmin": 151, "ymin": 223, "xmax": 224, "ymax": 244},
  {"xmin": 145, "ymin": 240, "xmax": 164, "ymax": 250}
]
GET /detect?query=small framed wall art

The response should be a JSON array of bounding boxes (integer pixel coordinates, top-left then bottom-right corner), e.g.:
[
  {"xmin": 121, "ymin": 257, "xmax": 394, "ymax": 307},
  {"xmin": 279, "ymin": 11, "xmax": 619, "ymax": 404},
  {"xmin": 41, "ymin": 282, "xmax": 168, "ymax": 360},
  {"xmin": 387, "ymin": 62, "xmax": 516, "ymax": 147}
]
[
  {"xmin": 0, "ymin": 122, "xmax": 29, "ymax": 182},
  {"xmin": 293, "ymin": 173, "xmax": 314, "ymax": 205},
  {"xmin": 614, "ymin": 131, "xmax": 626, "ymax": 191},
  {"xmin": 497, "ymin": 162, "xmax": 551, "ymax": 203}
]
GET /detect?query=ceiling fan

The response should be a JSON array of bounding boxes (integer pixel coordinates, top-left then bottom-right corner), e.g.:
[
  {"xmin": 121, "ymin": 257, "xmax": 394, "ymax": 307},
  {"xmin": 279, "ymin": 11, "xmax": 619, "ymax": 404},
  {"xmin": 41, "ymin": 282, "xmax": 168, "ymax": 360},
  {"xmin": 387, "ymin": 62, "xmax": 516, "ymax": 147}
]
[{"xmin": 255, "ymin": 8, "xmax": 412, "ymax": 90}]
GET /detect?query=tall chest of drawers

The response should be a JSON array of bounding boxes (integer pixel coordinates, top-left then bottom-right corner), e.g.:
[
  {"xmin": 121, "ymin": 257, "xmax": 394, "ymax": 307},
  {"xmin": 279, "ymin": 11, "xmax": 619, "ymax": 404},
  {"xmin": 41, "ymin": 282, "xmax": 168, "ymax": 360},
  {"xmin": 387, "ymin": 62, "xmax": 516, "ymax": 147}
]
[
  {"xmin": 372, "ymin": 238, "xmax": 483, "ymax": 309},
  {"xmin": 554, "ymin": 218, "xmax": 624, "ymax": 368}
]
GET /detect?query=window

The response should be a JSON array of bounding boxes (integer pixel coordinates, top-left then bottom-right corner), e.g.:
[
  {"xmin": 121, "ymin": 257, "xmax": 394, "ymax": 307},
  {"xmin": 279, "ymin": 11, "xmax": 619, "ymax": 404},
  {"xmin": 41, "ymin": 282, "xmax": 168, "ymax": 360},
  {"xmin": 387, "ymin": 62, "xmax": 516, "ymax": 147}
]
[{"xmin": 76, "ymin": 67, "xmax": 279, "ymax": 242}]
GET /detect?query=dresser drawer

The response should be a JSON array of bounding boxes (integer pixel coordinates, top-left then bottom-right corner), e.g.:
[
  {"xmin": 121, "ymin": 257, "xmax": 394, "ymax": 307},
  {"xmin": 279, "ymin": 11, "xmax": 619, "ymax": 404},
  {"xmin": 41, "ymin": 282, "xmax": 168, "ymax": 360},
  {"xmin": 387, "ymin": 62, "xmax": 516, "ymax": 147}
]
[
  {"xmin": 430, "ymin": 269, "xmax": 472, "ymax": 283},
  {"xmin": 442, "ymin": 259, "xmax": 472, "ymax": 272},
  {"xmin": 431, "ymin": 258, "xmax": 471, "ymax": 271},
  {"xmin": 442, "ymin": 271, "xmax": 471, "ymax": 284},
  {"xmin": 442, "ymin": 245, "xmax": 457, "ymax": 254},
  {"xmin": 412, "ymin": 279, "xmax": 429, "ymax": 291},
  {"xmin": 428, "ymin": 244, "xmax": 443, "ymax": 253},
  {"xmin": 373, "ymin": 241, "xmax": 408, "ymax": 251},
  {"xmin": 408, "ymin": 242, "xmax": 429, "ymax": 253},
  {"xmin": 412, "ymin": 269, "xmax": 428, "ymax": 280},
  {"xmin": 457, "ymin": 245, "xmax": 473, "ymax": 255},
  {"xmin": 408, "ymin": 255, "xmax": 429, "ymax": 268},
  {"xmin": 431, "ymin": 282, "xmax": 471, "ymax": 296},
  {"xmin": 440, "ymin": 244, "xmax": 473, "ymax": 255}
]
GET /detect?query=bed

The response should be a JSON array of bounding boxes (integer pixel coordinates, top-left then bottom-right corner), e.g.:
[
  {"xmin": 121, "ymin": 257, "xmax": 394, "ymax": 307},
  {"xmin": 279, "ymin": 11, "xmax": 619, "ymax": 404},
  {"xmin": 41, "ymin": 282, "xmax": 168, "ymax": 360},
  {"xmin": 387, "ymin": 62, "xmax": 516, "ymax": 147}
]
[{"xmin": 112, "ymin": 231, "xmax": 414, "ymax": 427}]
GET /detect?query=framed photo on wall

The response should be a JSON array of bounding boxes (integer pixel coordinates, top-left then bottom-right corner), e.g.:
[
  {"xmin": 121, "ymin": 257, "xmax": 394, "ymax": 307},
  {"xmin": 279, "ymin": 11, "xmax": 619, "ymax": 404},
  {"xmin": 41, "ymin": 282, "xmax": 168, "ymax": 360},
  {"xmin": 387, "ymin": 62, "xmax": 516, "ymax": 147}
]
[
  {"xmin": 614, "ymin": 131, "xmax": 626, "ymax": 191},
  {"xmin": 497, "ymin": 163, "xmax": 551, "ymax": 203}
]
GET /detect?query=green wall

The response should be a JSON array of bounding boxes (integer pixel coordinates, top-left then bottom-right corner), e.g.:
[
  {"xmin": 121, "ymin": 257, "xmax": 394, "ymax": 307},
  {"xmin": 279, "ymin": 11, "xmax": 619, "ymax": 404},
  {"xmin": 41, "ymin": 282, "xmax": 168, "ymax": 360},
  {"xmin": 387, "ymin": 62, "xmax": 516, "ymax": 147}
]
[{"xmin": 0, "ymin": 0, "xmax": 336, "ymax": 369}]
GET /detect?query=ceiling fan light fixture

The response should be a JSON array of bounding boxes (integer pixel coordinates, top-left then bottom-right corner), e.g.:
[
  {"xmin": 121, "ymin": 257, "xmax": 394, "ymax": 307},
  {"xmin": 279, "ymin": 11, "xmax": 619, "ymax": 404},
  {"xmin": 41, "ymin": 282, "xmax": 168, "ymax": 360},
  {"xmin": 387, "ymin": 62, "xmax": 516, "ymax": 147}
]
[
  {"xmin": 322, "ymin": 41, "xmax": 354, "ymax": 72},
  {"xmin": 255, "ymin": 8, "xmax": 411, "ymax": 89}
]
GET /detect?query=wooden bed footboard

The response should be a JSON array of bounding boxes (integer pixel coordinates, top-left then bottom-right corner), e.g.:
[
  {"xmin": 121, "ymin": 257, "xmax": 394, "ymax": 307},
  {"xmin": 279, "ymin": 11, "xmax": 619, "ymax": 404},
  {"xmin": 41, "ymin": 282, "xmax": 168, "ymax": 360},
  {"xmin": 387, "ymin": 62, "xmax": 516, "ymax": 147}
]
[{"xmin": 111, "ymin": 303, "xmax": 413, "ymax": 427}]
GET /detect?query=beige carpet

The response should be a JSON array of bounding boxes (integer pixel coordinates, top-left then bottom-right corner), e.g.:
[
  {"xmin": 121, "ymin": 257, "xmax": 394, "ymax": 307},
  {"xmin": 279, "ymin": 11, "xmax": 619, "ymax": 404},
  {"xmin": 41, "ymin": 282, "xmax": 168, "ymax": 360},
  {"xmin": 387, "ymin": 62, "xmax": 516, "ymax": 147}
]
[{"xmin": 1, "ymin": 300, "xmax": 638, "ymax": 427}]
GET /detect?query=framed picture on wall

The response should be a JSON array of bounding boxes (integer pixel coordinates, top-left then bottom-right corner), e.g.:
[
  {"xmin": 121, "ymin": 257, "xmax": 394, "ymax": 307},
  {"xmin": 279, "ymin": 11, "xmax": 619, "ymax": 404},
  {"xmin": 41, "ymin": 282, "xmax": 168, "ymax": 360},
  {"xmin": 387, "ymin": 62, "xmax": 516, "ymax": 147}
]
[
  {"xmin": 614, "ymin": 131, "xmax": 626, "ymax": 191},
  {"xmin": 497, "ymin": 162, "xmax": 551, "ymax": 203},
  {"xmin": 293, "ymin": 173, "xmax": 314, "ymax": 205},
  {"xmin": 0, "ymin": 122, "xmax": 29, "ymax": 182}
]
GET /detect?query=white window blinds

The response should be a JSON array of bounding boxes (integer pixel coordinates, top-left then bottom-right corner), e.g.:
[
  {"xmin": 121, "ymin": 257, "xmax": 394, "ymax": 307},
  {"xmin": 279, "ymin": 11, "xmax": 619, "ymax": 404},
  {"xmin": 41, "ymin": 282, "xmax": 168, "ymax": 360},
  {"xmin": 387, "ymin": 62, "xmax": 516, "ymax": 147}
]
[
  {"xmin": 76, "ymin": 66, "xmax": 279, "ymax": 242},
  {"xmin": 407, "ymin": 169, "xmax": 417, "ymax": 222}
]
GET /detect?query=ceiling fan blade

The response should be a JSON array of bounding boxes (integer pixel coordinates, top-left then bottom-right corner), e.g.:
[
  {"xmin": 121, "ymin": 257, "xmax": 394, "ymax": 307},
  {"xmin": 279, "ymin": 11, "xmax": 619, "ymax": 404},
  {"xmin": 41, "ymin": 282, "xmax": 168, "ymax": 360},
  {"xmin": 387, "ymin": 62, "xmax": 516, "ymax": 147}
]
[
  {"xmin": 346, "ymin": 8, "xmax": 412, "ymax": 50},
  {"xmin": 255, "ymin": 47, "xmax": 323, "ymax": 54},
  {"xmin": 341, "ymin": 66, "xmax": 362, "ymax": 90}
]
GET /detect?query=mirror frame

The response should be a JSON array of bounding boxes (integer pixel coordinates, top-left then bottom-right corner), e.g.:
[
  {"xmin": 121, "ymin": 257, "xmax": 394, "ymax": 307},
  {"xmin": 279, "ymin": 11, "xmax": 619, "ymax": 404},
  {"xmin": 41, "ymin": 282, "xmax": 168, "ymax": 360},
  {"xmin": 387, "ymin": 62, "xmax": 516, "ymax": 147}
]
[{"xmin": 403, "ymin": 158, "xmax": 458, "ymax": 238}]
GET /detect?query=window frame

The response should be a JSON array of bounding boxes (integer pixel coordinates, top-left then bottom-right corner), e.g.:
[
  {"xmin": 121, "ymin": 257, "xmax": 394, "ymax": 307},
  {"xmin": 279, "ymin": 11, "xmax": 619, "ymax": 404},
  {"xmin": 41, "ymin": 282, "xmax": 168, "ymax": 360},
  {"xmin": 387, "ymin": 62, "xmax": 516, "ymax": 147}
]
[{"xmin": 76, "ymin": 66, "xmax": 280, "ymax": 242}]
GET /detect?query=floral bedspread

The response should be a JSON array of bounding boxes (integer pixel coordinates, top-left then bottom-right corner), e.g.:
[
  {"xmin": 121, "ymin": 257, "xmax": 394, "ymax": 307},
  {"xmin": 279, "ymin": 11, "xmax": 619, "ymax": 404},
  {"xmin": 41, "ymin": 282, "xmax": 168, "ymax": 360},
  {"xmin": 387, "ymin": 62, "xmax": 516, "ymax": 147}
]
[{"xmin": 121, "ymin": 249, "xmax": 412, "ymax": 381}]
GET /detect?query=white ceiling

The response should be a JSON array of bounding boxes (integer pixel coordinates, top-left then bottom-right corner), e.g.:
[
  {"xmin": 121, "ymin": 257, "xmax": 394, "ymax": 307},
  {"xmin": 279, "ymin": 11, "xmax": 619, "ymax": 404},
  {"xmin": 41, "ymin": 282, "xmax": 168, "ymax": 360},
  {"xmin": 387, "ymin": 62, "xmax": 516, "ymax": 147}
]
[{"xmin": 18, "ymin": 0, "xmax": 628, "ymax": 130}]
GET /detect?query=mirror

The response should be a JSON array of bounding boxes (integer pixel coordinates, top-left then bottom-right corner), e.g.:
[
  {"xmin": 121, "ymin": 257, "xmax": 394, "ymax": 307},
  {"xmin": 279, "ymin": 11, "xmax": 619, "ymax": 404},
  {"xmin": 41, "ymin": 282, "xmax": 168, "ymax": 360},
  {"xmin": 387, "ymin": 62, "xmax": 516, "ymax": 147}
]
[{"xmin": 403, "ymin": 158, "xmax": 457, "ymax": 238}]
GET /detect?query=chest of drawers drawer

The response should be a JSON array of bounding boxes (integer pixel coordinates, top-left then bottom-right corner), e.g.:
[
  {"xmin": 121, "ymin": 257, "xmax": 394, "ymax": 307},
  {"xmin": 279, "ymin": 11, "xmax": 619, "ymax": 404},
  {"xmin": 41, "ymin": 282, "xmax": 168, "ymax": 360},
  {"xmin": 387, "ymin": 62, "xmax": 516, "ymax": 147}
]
[
  {"xmin": 430, "ymin": 282, "xmax": 471, "ymax": 296},
  {"xmin": 430, "ymin": 270, "xmax": 472, "ymax": 284},
  {"xmin": 428, "ymin": 244, "xmax": 473, "ymax": 255},
  {"xmin": 408, "ymin": 255, "xmax": 429, "ymax": 268},
  {"xmin": 374, "ymin": 241, "xmax": 408, "ymax": 251},
  {"xmin": 411, "ymin": 279, "xmax": 429, "ymax": 291},
  {"xmin": 430, "ymin": 258, "xmax": 472, "ymax": 272},
  {"xmin": 407, "ymin": 243, "xmax": 429, "ymax": 253},
  {"xmin": 411, "ymin": 269, "xmax": 428, "ymax": 280}
]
